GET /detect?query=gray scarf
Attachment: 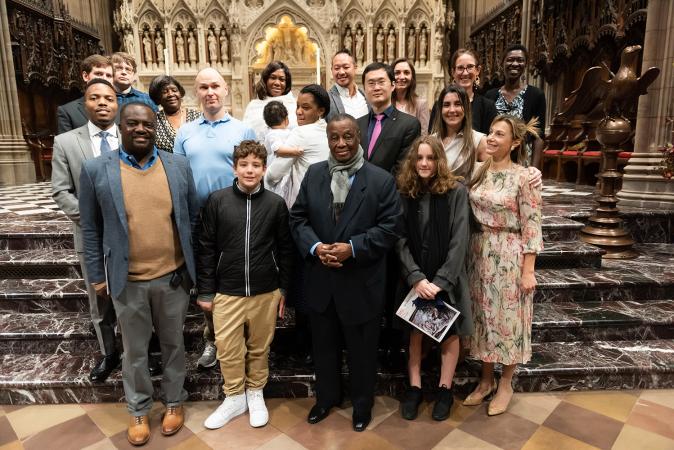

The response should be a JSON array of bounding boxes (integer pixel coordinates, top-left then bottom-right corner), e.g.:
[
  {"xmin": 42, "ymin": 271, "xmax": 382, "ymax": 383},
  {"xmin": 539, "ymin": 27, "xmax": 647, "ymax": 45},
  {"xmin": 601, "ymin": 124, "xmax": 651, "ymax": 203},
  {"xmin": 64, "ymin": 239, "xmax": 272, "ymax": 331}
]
[{"xmin": 328, "ymin": 145, "xmax": 365, "ymax": 217}]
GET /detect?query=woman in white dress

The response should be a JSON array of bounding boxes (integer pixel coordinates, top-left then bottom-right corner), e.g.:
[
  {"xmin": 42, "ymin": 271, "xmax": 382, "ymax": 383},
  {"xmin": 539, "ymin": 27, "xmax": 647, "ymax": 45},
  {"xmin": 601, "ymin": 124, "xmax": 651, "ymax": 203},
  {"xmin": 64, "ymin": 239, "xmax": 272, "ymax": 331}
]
[
  {"xmin": 243, "ymin": 60, "xmax": 298, "ymax": 141},
  {"xmin": 264, "ymin": 84, "xmax": 331, "ymax": 208}
]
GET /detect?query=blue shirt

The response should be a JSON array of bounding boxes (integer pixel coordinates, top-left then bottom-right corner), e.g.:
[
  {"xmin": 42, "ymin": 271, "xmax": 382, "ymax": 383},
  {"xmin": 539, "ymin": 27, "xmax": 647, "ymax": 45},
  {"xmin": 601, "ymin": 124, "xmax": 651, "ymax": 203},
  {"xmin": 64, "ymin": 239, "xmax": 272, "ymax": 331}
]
[
  {"xmin": 174, "ymin": 113, "xmax": 256, "ymax": 207},
  {"xmin": 119, "ymin": 145, "xmax": 159, "ymax": 171},
  {"xmin": 116, "ymin": 87, "xmax": 158, "ymax": 112}
]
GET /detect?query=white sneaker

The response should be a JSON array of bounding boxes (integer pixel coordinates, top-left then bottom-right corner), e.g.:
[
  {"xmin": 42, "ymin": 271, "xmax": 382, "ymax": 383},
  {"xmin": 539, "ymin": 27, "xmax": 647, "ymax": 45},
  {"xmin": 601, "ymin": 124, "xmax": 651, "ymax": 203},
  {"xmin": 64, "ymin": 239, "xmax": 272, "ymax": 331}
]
[
  {"xmin": 203, "ymin": 393, "xmax": 247, "ymax": 429},
  {"xmin": 246, "ymin": 389, "xmax": 269, "ymax": 427},
  {"xmin": 197, "ymin": 342, "xmax": 218, "ymax": 369}
]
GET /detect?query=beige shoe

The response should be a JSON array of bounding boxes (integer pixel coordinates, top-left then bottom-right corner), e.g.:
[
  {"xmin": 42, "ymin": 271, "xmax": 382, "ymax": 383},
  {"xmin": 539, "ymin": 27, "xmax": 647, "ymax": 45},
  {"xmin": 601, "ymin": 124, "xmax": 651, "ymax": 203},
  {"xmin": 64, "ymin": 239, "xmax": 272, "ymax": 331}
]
[
  {"xmin": 487, "ymin": 385, "xmax": 514, "ymax": 416},
  {"xmin": 161, "ymin": 405, "xmax": 184, "ymax": 436},
  {"xmin": 463, "ymin": 380, "xmax": 497, "ymax": 406},
  {"xmin": 127, "ymin": 415, "xmax": 150, "ymax": 446}
]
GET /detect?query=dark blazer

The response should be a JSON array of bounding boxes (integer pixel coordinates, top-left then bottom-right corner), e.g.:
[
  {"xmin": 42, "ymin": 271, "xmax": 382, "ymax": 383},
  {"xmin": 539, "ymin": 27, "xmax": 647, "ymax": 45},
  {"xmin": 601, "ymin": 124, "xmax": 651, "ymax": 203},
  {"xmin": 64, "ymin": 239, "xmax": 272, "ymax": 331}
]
[
  {"xmin": 289, "ymin": 160, "xmax": 403, "ymax": 325},
  {"xmin": 56, "ymin": 97, "xmax": 88, "ymax": 135},
  {"xmin": 79, "ymin": 150, "xmax": 199, "ymax": 299},
  {"xmin": 357, "ymin": 108, "xmax": 421, "ymax": 174}
]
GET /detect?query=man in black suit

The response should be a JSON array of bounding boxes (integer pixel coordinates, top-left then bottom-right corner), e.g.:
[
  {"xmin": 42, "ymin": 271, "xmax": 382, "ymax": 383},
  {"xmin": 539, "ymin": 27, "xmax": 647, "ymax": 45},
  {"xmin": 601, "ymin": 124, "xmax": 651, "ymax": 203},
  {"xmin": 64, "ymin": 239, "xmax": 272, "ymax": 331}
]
[
  {"xmin": 289, "ymin": 113, "xmax": 403, "ymax": 432},
  {"xmin": 56, "ymin": 55, "xmax": 114, "ymax": 135},
  {"xmin": 357, "ymin": 62, "xmax": 421, "ymax": 174}
]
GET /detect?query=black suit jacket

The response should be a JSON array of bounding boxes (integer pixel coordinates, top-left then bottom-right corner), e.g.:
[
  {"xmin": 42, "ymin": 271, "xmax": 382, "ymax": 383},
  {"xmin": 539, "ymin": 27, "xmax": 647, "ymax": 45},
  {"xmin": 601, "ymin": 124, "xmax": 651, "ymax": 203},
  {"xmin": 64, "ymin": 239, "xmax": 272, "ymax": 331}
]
[
  {"xmin": 289, "ymin": 161, "xmax": 403, "ymax": 325},
  {"xmin": 357, "ymin": 108, "xmax": 421, "ymax": 174},
  {"xmin": 57, "ymin": 97, "xmax": 88, "ymax": 135}
]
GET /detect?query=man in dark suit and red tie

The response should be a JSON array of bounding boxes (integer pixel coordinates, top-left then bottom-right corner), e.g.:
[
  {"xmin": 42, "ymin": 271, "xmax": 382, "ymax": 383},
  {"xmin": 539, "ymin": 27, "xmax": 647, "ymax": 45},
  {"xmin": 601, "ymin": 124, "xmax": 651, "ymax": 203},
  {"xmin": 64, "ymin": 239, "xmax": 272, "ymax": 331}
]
[
  {"xmin": 289, "ymin": 113, "xmax": 403, "ymax": 432},
  {"xmin": 357, "ymin": 62, "xmax": 421, "ymax": 174}
]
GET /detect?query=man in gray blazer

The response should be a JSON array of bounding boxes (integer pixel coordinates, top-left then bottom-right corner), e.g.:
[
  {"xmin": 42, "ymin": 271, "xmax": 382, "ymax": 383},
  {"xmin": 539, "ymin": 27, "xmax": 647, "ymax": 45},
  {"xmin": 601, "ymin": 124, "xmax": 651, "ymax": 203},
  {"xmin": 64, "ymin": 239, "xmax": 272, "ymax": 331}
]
[
  {"xmin": 326, "ymin": 49, "xmax": 369, "ymax": 122},
  {"xmin": 56, "ymin": 55, "xmax": 114, "ymax": 135},
  {"xmin": 79, "ymin": 102, "xmax": 198, "ymax": 445},
  {"xmin": 52, "ymin": 78, "xmax": 121, "ymax": 382}
]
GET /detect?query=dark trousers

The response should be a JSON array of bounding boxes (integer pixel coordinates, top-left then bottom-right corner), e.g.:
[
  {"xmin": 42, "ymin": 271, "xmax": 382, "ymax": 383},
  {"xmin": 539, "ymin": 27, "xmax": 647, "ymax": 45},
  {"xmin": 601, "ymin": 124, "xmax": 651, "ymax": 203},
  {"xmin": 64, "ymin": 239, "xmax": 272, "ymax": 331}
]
[
  {"xmin": 310, "ymin": 300, "xmax": 380, "ymax": 412},
  {"xmin": 113, "ymin": 269, "xmax": 190, "ymax": 415}
]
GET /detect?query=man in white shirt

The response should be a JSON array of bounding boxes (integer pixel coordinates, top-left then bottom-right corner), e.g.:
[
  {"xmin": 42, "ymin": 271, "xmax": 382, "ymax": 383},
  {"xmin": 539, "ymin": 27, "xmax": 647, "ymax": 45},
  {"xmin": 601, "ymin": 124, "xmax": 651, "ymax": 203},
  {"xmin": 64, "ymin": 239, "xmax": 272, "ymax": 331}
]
[
  {"xmin": 52, "ymin": 78, "xmax": 121, "ymax": 382},
  {"xmin": 326, "ymin": 49, "xmax": 369, "ymax": 121}
]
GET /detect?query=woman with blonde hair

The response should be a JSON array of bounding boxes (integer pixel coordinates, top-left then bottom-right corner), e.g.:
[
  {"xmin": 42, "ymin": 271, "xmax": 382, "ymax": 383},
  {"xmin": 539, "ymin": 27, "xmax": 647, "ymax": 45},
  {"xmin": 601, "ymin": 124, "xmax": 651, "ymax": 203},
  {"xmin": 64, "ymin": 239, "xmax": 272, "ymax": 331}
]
[
  {"xmin": 464, "ymin": 115, "xmax": 543, "ymax": 416},
  {"xmin": 395, "ymin": 135, "xmax": 473, "ymax": 421}
]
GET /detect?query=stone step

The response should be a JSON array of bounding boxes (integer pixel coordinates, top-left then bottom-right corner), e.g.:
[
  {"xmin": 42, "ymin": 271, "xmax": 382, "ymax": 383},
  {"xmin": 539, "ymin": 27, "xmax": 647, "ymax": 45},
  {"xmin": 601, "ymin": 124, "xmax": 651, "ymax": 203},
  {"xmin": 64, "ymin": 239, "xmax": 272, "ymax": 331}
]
[
  {"xmin": 0, "ymin": 219, "xmax": 74, "ymax": 250},
  {"xmin": 2, "ymin": 338, "xmax": 674, "ymax": 404},
  {"xmin": 0, "ymin": 279, "xmax": 89, "ymax": 313},
  {"xmin": 531, "ymin": 300, "xmax": 674, "ymax": 342},
  {"xmin": 535, "ymin": 241, "xmax": 604, "ymax": 269},
  {"xmin": 0, "ymin": 250, "xmax": 80, "ymax": 279},
  {"xmin": 5, "ymin": 297, "xmax": 674, "ymax": 354},
  {"xmin": 0, "ymin": 309, "xmax": 297, "ymax": 355},
  {"xmin": 541, "ymin": 215, "xmax": 584, "ymax": 242}
]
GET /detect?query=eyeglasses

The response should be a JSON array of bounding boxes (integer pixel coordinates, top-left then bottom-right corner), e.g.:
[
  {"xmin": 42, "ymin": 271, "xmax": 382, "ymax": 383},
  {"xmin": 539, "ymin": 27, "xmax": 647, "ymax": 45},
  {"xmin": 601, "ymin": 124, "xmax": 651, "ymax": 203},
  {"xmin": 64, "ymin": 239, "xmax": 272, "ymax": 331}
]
[
  {"xmin": 366, "ymin": 79, "xmax": 392, "ymax": 88},
  {"xmin": 455, "ymin": 64, "xmax": 477, "ymax": 73}
]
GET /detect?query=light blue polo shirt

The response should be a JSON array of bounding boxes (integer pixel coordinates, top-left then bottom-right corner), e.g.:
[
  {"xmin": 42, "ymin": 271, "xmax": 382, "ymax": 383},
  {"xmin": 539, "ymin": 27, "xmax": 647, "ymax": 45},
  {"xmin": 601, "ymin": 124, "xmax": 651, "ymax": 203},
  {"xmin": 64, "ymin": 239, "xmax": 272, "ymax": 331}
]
[{"xmin": 174, "ymin": 113, "xmax": 256, "ymax": 207}]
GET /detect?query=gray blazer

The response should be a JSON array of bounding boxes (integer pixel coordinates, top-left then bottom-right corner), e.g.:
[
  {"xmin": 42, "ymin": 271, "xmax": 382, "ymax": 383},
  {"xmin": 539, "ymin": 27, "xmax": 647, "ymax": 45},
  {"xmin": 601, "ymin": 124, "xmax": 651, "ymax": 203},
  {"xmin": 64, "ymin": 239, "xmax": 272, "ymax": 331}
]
[
  {"xmin": 51, "ymin": 124, "xmax": 115, "ymax": 252},
  {"xmin": 56, "ymin": 97, "xmax": 88, "ymax": 135},
  {"xmin": 326, "ymin": 84, "xmax": 368, "ymax": 122},
  {"xmin": 79, "ymin": 150, "xmax": 199, "ymax": 299}
]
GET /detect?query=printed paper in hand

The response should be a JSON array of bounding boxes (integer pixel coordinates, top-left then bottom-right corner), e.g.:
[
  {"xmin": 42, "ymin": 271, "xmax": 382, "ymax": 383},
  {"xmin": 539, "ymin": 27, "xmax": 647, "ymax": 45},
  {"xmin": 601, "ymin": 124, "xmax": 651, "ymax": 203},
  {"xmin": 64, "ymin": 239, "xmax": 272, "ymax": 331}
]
[{"xmin": 396, "ymin": 288, "xmax": 460, "ymax": 342}]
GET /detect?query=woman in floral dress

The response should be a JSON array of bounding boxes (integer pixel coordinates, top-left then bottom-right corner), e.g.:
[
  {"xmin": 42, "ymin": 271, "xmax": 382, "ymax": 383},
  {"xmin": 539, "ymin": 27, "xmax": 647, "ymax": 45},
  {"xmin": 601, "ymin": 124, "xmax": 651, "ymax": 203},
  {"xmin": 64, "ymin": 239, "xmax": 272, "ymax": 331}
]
[{"xmin": 463, "ymin": 115, "xmax": 543, "ymax": 416}]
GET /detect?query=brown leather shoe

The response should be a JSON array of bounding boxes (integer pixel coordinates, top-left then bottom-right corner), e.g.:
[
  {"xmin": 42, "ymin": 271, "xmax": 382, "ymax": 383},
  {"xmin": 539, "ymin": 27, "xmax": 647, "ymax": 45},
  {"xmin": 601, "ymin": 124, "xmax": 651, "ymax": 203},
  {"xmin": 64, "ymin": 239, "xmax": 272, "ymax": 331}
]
[
  {"xmin": 127, "ymin": 415, "xmax": 150, "ymax": 446},
  {"xmin": 161, "ymin": 405, "xmax": 184, "ymax": 436}
]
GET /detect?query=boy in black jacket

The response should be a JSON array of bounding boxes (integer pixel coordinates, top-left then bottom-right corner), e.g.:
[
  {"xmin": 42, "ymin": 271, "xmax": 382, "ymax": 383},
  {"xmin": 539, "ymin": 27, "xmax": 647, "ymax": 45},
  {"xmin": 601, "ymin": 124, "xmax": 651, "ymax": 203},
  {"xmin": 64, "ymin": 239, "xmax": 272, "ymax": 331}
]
[{"xmin": 197, "ymin": 140, "xmax": 294, "ymax": 430}]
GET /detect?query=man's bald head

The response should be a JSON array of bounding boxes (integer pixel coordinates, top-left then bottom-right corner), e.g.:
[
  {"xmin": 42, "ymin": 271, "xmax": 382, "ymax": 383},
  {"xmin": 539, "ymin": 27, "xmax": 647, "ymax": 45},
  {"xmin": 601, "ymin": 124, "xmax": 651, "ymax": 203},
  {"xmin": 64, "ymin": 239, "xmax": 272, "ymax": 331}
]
[{"xmin": 195, "ymin": 68, "xmax": 229, "ymax": 120}]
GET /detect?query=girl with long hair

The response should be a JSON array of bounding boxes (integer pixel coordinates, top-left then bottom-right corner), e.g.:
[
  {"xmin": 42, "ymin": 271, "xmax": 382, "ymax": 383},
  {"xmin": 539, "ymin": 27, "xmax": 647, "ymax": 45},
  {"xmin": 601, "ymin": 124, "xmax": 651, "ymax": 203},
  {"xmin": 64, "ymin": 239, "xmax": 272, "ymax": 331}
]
[
  {"xmin": 395, "ymin": 135, "xmax": 473, "ymax": 421},
  {"xmin": 392, "ymin": 58, "xmax": 430, "ymax": 133}
]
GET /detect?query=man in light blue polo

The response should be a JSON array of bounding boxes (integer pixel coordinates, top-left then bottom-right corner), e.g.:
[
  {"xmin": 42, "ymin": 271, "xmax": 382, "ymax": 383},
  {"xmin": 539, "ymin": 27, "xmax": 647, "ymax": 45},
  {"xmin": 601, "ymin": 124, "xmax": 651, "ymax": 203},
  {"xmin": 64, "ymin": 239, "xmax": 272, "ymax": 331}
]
[{"xmin": 174, "ymin": 67, "xmax": 256, "ymax": 369}]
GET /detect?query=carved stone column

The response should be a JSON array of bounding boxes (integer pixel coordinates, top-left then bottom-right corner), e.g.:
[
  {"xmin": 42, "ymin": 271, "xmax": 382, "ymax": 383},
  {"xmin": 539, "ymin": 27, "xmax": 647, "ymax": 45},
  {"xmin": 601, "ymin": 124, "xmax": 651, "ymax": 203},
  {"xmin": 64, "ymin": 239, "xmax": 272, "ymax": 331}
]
[
  {"xmin": 617, "ymin": 0, "xmax": 674, "ymax": 209},
  {"xmin": 0, "ymin": 0, "xmax": 35, "ymax": 185}
]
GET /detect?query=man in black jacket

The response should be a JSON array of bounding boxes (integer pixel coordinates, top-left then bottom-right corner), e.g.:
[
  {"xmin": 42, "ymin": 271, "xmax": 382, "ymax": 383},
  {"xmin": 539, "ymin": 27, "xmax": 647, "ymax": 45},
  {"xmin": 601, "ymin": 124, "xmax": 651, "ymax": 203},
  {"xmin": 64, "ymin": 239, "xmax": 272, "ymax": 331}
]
[
  {"xmin": 290, "ymin": 113, "xmax": 403, "ymax": 432},
  {"xmin": 56, "ymin": 55, "xmax": 114, "ymax": 135},
  {"xmin": 197, "ymin": 140, "xmax": 294, "ymax": 430}
]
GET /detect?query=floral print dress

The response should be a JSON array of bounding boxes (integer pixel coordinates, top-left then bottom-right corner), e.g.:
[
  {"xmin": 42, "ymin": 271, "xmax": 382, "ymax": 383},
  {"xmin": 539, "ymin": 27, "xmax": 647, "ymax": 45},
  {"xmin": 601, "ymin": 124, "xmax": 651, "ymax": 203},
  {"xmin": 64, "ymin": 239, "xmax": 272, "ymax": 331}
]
[{"xmin": 468, "ymin": 165, "xmax": 543, "ymax": 365}]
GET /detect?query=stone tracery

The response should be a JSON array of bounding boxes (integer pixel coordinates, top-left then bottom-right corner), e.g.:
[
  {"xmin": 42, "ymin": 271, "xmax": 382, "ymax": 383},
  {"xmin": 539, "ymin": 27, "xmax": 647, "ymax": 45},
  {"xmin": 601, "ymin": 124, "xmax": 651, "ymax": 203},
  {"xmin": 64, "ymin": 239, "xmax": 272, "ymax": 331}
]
[{"xmin": 114, "ymin": 0, "xmax": 445, "ymax": 117}]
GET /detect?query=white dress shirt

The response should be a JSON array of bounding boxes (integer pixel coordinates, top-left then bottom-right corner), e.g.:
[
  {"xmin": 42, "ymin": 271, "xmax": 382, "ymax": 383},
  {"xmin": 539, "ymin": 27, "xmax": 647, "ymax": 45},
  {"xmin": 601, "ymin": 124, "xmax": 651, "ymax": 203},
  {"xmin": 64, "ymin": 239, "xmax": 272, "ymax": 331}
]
[
  {"xmin": 336, "ymin": 84, "xmax": 369, "ymax": 119},
  {"xmin": 87, "ymin": 122, "xmax": 119, "ymax": 157}
]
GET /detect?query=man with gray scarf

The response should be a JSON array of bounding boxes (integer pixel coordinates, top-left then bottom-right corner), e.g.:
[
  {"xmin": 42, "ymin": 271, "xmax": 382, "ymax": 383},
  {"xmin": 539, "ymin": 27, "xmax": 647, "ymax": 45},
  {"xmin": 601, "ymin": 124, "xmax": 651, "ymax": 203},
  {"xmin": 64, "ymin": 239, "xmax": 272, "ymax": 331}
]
[{"xmin": 289, "ymin": 113, "xmax": 403, "ymax": 432}]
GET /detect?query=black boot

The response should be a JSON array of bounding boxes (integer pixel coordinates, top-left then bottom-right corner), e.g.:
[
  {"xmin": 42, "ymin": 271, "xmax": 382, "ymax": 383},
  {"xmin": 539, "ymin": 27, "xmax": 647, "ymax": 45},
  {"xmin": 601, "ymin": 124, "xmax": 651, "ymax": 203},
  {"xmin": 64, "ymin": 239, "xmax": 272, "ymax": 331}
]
[
  {"xmin": 432, "ymin": 385, "xmax": 454, "ymax": 421},
  {"xmin": 401, "ymin": 386, "xmax": 423, "ymax": 420}
]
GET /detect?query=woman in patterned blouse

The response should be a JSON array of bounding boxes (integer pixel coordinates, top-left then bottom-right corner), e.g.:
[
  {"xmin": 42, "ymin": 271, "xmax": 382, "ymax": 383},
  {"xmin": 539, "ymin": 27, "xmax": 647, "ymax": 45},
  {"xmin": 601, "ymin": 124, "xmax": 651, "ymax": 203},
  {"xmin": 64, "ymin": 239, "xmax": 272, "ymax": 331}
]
[
  {"xmin": 149, "ymin": 75, "xmax": 201, "ymax": 152},
  {"xmin": 485, "ymin": 44, "xmax": 546, "ymax": 167}
]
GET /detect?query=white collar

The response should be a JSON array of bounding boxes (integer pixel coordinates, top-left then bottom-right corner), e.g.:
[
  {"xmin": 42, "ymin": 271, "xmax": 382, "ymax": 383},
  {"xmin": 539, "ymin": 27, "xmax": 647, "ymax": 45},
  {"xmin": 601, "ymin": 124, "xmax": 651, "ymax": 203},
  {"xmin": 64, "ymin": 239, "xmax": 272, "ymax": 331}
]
[
  {"xmin": 87, "ymin": 121, "xmax": 117, "ymax": 138},
  {"xmin": 335, "ymin": 84, "xmax": 359, "ymax": 98}
]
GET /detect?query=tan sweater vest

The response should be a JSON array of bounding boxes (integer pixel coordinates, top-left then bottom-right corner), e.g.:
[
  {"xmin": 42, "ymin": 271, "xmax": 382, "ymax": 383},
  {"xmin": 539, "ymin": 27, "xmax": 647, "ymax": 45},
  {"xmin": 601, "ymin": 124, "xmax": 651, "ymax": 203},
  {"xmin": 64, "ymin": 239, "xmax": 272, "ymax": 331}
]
[{"xmin": 120, "ymin": 157, "xmax": 184, "ymax": 281}]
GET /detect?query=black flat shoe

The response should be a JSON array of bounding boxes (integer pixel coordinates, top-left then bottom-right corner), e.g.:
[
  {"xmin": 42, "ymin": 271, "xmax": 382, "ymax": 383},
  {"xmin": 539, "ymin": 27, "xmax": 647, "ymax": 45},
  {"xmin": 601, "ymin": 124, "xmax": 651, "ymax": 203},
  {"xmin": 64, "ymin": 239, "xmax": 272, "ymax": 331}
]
[
  {"xmin": 307, "ymin": 404, "xmax": 331, "ymax": 424},
  {"xmin": 148, "ymin": 353, "xmax": 163, "ymax": 377},
  {"xmin": 352, "ymin": 409, "xmax": 371, "ymax": 432},
  {"xmin": 401, "ymin": 386, "xmax": 423, "ymax": 420},
  {"xmin": 90, "ymin": 352, "xmax": 120, "ymax": 383},
  {"xmin": 432, "ymin": 385, "xmax": 454, "ymax": 421}
]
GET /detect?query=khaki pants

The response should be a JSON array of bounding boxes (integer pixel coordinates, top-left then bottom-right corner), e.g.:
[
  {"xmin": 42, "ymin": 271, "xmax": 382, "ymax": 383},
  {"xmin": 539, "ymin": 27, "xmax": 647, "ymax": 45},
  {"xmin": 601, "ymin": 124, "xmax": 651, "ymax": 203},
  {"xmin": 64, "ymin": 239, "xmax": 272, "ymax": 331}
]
[{"xmin": 213, "ymin": 289, "xmax": 281, "ymax": 396}]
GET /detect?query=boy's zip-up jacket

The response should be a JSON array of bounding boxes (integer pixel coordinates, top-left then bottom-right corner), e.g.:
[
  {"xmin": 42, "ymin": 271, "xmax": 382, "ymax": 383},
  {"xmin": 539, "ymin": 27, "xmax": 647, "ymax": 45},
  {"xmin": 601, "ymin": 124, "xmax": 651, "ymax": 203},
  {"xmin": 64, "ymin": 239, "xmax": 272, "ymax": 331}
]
[{"xmin": 196, "ymin": 179, "xmax": 294, "ymax": 301}]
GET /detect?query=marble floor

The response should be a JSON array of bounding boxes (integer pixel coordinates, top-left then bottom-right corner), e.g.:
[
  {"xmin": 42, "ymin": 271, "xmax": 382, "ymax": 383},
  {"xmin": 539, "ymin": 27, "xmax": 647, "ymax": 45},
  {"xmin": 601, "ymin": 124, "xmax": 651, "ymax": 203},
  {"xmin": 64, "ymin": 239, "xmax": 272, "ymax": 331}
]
[{"xmin": 2, "ymin": 390, "xmax": 674, "ymax": 450}]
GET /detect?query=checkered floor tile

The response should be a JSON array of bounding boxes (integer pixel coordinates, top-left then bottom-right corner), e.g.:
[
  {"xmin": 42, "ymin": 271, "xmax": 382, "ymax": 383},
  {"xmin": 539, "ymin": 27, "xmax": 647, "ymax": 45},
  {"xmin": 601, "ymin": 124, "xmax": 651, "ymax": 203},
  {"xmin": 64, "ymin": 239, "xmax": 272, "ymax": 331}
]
[
  {"xmin": 0, "ymin": 182, "xmax": 63, "ymax": 216},
  {"xmin": 2, "ymin": 390, "xmax": 674, "ymax": 449}
]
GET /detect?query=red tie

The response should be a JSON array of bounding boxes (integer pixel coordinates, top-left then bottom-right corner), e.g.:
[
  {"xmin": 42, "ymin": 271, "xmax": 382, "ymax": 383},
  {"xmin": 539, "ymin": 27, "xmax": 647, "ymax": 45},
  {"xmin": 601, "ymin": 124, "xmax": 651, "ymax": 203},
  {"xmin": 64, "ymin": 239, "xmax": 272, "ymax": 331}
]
[{"xmin": 367, "ymin": 113, "xmax": 384, "ymax": 159}]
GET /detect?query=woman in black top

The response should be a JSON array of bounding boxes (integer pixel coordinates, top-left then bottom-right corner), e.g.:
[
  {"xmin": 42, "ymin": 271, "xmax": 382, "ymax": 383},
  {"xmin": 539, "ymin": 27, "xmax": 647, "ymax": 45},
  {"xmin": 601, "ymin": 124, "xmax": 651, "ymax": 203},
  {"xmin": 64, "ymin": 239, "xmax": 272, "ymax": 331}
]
[
  {"xmin": 429, "ymin": 48, "xmax": 497, "ymax": 134},
  {"xmin": 485, "ymin": 44, "xmax": 546, "ymax": 167},
  {"xmin": 395, "ymin": 135, "xmax": 473, "ymax": 422}
]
